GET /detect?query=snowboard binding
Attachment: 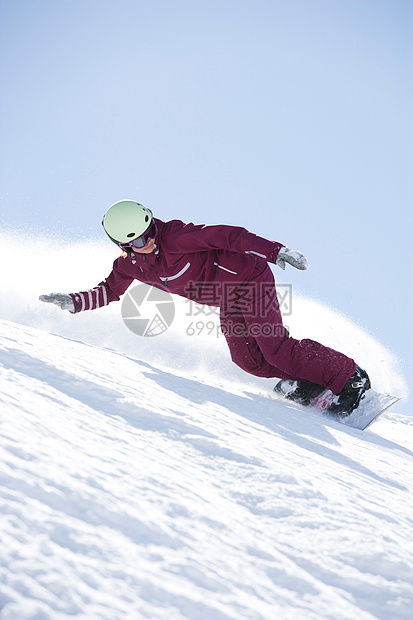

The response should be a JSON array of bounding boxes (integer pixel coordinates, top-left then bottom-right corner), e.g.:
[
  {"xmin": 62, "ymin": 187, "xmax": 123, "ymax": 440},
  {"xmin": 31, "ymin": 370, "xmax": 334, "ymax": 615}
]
[{"xmin": 274, "ymin": 366, "xmax": 371, "ymax": 417}]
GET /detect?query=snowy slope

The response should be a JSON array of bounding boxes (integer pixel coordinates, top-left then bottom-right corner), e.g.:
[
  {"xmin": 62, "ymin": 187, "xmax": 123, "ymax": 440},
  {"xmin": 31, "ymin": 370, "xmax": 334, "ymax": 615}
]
[{"xmin": 0, "ymin": 318, "xmax": 412, "ymax": 620}]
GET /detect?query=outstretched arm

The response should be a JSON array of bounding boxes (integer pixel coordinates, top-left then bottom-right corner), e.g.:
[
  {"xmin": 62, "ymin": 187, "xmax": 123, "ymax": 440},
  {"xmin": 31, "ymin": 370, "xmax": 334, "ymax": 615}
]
[
  {"xmin": 165, "ymin": 221, "xmax": 308, "ymax": 270},
  {"xmin": 39, "ymin": 262, "xmax": 134, "ymax": 313},
  {"xmin": 165, "ymin": 221, "xmax": 283, "ymax": 261}
]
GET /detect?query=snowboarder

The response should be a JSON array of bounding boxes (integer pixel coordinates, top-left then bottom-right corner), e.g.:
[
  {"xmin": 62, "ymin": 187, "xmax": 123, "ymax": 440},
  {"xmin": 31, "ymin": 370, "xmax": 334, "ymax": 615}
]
[{"xmin": 40, "ymin": 200, "xmax": 371, "ymax": 415}]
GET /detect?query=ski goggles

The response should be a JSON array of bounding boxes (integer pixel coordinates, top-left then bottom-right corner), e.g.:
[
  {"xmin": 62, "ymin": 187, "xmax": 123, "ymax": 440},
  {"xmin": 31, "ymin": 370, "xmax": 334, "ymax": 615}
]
[{"xmin": 119, "ymin": 221, "xmax": 157, "ymax": 249}]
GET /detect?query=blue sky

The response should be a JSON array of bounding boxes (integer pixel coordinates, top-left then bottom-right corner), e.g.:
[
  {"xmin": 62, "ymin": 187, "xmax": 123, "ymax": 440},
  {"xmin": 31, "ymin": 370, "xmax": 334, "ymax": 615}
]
[{"xmin": 1, "ymin": 0, "xmax": 412, "ymax": 411}]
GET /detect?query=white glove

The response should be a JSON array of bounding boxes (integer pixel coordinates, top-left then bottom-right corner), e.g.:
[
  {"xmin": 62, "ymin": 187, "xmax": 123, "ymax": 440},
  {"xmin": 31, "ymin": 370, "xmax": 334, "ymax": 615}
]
[
  {"xmin": 276, "ymin": 247, "xmax": 309, "ymax": 271},
  {"xmin": 39, "ymin": 293, "xmax": 75, "ymax": 312}
]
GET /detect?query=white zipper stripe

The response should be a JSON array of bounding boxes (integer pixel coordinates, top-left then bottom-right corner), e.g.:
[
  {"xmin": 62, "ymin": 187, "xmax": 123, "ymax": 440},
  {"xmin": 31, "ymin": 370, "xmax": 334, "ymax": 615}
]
[
  {"xmin": 159, "ymin": 262, "xmax": 191, "ymax": 282},
  {"xmin": 214, "ymin": 262, "xmax": 238, "ymax": 275},
  {"xmin": 101, "ymin": 284, "xmax": 108, "ymax": 307},
  {"xmin": 246, "ymin": 250, "xmax": 267, "ymax": 259},
  {"xmin": 79, "ymin": 292, "xmax": 86, "ymax": 312}
]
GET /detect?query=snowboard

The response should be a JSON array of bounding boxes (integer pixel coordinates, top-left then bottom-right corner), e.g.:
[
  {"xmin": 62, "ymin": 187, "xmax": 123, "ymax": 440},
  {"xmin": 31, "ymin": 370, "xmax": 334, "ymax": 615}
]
[{"xmin": 274, "ymin": 385, "xmax": 400, "ymax": 431}]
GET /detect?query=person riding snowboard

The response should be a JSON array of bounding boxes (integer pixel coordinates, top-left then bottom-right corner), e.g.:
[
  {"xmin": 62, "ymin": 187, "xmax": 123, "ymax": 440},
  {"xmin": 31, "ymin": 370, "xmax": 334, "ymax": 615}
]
[{"xmin": 40, "ymin": 199, "xmax": 371, "ymax": 414}]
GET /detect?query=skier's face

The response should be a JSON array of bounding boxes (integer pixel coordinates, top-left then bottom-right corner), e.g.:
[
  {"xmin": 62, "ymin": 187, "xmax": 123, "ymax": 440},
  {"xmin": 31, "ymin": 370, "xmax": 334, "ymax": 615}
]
[{"xmin": 131, "ymin": 237, "xmax": 156, "ymax": 254}]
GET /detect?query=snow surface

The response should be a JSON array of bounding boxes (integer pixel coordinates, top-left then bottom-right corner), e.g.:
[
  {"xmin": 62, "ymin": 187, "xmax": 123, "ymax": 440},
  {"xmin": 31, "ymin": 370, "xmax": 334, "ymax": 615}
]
[{"xmin": 1, "ymin": 318, "xmax": 412, "ymax": 620}]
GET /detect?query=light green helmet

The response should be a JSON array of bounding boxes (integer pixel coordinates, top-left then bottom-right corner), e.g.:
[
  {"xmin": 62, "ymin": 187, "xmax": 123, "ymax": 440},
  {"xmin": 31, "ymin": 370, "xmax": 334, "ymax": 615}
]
[{"xmin": 102, "ymin": 200, "xmax": 153, "ymax": 244}]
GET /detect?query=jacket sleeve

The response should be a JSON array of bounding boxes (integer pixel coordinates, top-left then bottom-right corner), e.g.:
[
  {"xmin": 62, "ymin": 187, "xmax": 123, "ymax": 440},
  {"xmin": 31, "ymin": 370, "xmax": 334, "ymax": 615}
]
[
  {"xmin": 166, "ymin": 221, "xmax": 283, "ymax": 263},
  {"xmin": 69, "ymin": 259, "xmax": 134, "ymax": 313}
]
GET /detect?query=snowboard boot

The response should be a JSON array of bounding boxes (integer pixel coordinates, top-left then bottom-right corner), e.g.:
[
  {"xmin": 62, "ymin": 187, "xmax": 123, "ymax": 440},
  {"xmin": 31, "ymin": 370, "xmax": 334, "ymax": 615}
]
[
  {"xmin": 328, "ymin": 366, "xmax": 371, "ymax": 416},
  {"xmin": 274, "ymin": 379, "xmax": 325, "ymax": 407}
]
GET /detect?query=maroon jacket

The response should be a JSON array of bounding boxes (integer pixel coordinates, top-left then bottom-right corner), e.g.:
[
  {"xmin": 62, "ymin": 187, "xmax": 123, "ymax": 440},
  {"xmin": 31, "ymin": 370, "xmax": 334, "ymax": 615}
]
[{"xmin": 69, "ymin": 219, "xmax": 283, "ymax": 313}]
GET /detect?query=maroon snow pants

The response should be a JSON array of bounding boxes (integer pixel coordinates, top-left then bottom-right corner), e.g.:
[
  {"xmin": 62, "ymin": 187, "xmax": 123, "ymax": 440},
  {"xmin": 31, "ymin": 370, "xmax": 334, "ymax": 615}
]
[{"xmin": 220, "ymin": 263, "xmax": 356, "ymax": 395}]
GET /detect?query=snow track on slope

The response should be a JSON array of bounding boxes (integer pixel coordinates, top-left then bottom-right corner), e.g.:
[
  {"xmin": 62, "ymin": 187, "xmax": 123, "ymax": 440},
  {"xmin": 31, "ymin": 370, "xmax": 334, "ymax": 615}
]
[{"xmin": 0, "ymin": 320, "xmax": 412, "ymax": 620}]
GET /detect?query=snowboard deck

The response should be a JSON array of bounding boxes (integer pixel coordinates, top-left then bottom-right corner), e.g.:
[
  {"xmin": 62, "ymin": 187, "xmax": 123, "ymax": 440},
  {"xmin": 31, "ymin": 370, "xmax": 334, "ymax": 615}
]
[
  {"xmin": 322, "ymin": 389, "xmax": 400, "ymax": 430},
  {"xmin": 274, "ymin": 386, "xmax": 400, "ymax": 431}
]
